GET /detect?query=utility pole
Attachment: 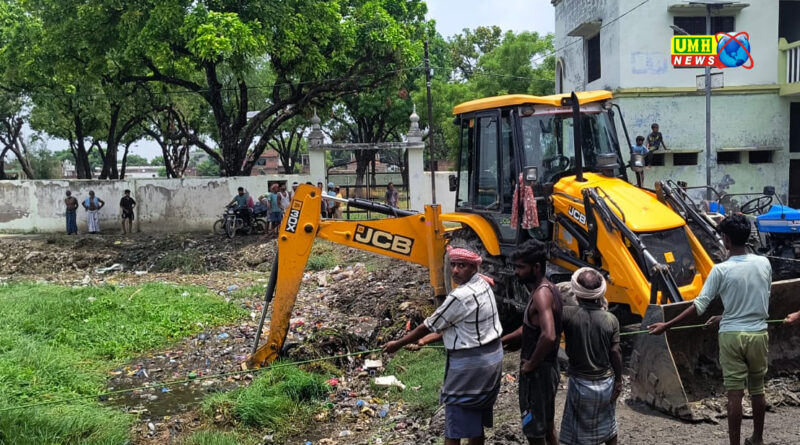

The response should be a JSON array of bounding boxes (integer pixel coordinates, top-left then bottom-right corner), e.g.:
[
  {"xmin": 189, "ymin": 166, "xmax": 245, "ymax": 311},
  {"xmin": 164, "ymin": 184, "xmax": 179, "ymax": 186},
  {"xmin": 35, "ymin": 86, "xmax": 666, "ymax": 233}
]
[
  {"xmin": 689, "ymin": 0, "xmax": 731, "ymax": 200},
  {"xmin": 704, "ymin": 4, "xmax": 712, "ymax": 200},
  {"xmin": 424, "ymin": 40, "xmax": 437, "ymax": 205}
]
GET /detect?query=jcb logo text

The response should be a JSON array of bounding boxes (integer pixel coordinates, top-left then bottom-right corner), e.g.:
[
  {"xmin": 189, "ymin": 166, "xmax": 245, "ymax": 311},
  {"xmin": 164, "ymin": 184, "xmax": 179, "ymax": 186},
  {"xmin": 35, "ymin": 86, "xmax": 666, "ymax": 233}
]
[
  {"xmin": 284, "ymin": 200, "xmax": 303, "ymax": 233},
  {"xmin": 353, "ymin": 224, "xmax": 414, "ymax": 256},
  {"xmin": 568, "ymin": 206, "xmax": 587, "ymax": 226}
]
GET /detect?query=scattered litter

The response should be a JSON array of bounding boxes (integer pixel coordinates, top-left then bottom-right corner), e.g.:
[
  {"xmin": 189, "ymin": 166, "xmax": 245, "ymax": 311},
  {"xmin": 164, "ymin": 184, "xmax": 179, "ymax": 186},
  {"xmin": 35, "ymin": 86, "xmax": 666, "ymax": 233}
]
[
  {"xmin": 95, "ymin": 263, "xmax": 124, "ymax": 274},
  {"xmin": 327, "ymin": 378, "xmax": 339, "ymax": 387},
  {"xmin": 133, "ymin": 271, "xmax": 148, "ymax": 276},
  {"xmin": 374, "ymin": 375, "xmax": 406, "ymax": 390},
  {"xmin": 364, "ymin": 359, "xmax": 383, "ymax": 369},
  {"xmin": 216, "ymin": 332, "xmax": 230, "ymax": 340},
  {"xmin": 227, "ymin": 285, "xmax": 239, "ymax": 292}
]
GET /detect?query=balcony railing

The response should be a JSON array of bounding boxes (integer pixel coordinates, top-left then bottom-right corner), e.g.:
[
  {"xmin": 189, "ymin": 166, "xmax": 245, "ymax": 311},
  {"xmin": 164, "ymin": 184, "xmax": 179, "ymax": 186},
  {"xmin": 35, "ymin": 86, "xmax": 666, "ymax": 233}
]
[{"xmin": 779, "ymin": 38, "xmax": 800, "ymax": 95}]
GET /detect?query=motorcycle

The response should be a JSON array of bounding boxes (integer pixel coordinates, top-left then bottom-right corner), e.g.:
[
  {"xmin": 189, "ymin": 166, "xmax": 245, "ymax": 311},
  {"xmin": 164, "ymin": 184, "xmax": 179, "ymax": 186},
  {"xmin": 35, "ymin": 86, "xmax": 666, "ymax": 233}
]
[{"xmin": 212, "ymin": 207, "xmax": 267, "ymax": 238}]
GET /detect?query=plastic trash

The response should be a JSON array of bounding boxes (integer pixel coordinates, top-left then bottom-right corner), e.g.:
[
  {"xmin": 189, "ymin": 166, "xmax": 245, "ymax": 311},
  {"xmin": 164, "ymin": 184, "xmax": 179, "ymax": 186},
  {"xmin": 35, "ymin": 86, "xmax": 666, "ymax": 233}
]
[
  {"xmin": 356, "ymin": 400, "xmax": 365, "ymax": 408},
  {"xmin": 216, "ymin": 332, "xmax": 230, "ymax": 340},
  {"xmin": 374, "ymin": 375, "xmax": 406, "ymax": 390},
  {"xmin": 95, "ymin": 263, "xmax": 123, "ymax": 274},
  {"xmin": 227, "ymin": 285, "xmax": 239, "ymax": 292},
  {"xmin": 364, "ymin": 359, "xmax": 383, "ymax": 369}
]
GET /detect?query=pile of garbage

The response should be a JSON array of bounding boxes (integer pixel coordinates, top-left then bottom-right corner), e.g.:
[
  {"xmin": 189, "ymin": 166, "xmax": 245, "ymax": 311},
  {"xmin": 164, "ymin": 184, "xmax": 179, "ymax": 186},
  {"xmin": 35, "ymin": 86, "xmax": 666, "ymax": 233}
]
[{"xmin": 0, "ymin": 234, "xmax": 276, "ymax": 275}]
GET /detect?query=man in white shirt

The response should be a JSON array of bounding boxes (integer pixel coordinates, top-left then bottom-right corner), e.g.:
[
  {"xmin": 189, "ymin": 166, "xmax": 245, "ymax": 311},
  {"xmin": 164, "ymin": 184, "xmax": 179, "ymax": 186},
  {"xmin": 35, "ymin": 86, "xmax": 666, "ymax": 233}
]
[{"xmin": 384, "ymin": 247, "xmax": 503, "ymax": 445}]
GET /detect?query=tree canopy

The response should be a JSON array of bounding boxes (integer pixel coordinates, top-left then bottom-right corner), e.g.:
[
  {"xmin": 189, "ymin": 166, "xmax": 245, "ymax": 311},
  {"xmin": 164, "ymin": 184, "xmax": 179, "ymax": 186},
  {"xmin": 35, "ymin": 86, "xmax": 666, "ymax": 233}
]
[{"xmin": 0, "ymin": 0, "xmax": 555, "ymax": 181}]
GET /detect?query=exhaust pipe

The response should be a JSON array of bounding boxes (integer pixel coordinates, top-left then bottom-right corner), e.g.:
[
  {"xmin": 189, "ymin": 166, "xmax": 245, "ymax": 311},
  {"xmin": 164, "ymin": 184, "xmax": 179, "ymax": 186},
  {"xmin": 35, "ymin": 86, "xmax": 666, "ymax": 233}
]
[{"xmin": 565, "ymin": 92, "xmax": 585, "ymax": 182}]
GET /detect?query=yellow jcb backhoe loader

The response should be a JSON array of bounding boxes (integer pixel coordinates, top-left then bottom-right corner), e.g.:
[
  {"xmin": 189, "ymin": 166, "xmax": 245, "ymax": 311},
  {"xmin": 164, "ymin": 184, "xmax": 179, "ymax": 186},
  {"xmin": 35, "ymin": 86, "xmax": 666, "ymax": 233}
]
[{"xmin": 245, "ymin": 91, "xmax": 800, "ymax": 420}]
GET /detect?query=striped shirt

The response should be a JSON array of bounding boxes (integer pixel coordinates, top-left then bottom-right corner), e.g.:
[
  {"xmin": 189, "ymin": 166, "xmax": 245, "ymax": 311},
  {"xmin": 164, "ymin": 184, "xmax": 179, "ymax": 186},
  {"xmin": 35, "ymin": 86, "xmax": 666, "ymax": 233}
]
[{"xmin": 424, "ymin": 273, "xmax": 503, "ymax": 350}]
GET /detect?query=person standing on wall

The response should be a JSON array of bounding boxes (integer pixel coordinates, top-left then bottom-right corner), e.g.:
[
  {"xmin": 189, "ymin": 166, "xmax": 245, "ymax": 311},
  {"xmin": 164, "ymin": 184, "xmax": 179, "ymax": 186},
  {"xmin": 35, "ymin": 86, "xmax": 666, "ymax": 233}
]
[
  {"xmin": 64, "ymin": 190, "xmax": 79, "ymax": 235},
  {"xmin": 82, "ymin": 190, "xmax": 105, "ymax": 234},
  {"xmin": 119, "ymin": 189, "xmax": 137, "ymax": 235},
  {"xmin": 645, "ymin": 123, "xmax": 668, "ymax": 168},
  {"xmin": 631, "ymin": 136, "xmax": 648, "ymax": 187}
]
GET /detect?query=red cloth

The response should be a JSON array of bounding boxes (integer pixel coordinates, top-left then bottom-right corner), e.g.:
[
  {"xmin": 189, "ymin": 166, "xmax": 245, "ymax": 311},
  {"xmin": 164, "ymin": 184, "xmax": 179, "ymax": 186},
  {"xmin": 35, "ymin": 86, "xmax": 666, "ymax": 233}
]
[
  {"xmin": 511, "ymin": 173, "xmax": 539, "ymax": 229},
  {"xmin": 447, "ymin": 247, "xmax": 482, "ymax": 265}
]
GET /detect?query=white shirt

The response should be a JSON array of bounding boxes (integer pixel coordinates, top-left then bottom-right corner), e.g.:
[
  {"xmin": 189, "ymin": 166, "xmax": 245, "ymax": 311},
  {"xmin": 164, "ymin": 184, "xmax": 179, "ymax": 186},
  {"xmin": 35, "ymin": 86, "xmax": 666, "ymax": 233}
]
[
  {"xmin": 278, "ymin": 191, "xmax": 291, "ymax": 209},
  {"xmin": 424, "ymin": 273, "xmax": 503, "ymax": 350}
]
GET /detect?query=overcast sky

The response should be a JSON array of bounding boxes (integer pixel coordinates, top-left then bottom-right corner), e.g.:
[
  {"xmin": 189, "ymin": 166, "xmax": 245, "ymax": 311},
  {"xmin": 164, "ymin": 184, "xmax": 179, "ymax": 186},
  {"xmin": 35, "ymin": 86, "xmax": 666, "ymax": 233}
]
[{"xmin": 46, "ymin": 0, "xmax": 556, "ymax": 161}]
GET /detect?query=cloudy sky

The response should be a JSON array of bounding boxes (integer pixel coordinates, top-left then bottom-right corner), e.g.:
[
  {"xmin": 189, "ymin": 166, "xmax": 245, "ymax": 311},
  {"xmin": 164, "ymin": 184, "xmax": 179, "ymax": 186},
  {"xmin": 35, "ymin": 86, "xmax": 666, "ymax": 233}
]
[
  {"xmin": 51, "ymin": 0, "xmax": 556, "ymax": 161},
  {"xmin": 427, "ymin": 0, "xmax": 555, "ymax": 38}
]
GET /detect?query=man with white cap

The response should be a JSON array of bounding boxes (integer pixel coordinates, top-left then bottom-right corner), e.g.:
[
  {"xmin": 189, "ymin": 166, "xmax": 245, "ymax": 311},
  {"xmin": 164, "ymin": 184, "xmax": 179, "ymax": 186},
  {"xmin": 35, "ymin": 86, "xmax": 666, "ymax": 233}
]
[
  {"xmin": 559, "ymin": 267, "xmax": 622, "ymax": 445},
  {"xmin": 384, "ymin": 246, "xmax": 503, "ymax": 445}
]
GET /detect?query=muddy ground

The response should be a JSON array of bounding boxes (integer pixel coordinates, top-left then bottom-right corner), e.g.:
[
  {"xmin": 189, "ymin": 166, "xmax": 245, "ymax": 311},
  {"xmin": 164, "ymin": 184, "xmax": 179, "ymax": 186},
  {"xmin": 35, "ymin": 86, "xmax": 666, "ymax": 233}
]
[{"xmin": 2, "ymin": 233, "xmax": 800, "ymax": 445}]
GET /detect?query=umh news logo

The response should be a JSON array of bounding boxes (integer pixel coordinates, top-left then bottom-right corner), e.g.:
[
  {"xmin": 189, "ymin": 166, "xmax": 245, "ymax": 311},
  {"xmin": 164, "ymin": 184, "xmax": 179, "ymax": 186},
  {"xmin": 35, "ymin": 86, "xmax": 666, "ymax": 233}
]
[{"xmin": 671, "ymin": 32, "xmax": 754, "ymax": 69}]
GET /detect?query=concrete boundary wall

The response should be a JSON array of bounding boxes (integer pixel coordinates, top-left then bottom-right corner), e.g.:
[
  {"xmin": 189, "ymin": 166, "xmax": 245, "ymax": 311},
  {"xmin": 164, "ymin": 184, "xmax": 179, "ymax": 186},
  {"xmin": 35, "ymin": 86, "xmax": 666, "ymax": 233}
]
[{"xmin": 0, "ymin": 173, "xmax": 456, "ymax": 234}]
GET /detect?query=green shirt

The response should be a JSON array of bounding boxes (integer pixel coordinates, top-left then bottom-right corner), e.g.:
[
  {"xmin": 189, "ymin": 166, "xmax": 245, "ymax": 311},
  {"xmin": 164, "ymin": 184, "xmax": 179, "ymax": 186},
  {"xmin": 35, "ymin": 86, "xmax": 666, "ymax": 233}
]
[
  {"xmin": 562, "ymin": 301, "xmax": 620, "ymax": 380},
  {"xmin": 692, "ymin": 254, "xmax": 771, "ymax": 332}
]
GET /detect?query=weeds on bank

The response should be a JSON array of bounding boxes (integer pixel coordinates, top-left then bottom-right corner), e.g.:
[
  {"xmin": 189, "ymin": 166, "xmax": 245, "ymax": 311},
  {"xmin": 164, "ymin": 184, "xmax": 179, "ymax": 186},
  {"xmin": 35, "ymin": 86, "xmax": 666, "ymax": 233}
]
[
  {"xmin": 202, "ymin": 365, "xmax": 329, "ymax": 440},
  {"xmin": 0, "ymin": 282, "xmax": 246, "ymax": 445},
  {"xmin": 181, "ymin": 430, "xmax": 259, "ymax": 445},
  {"xmin": 153, "ymin": 250, "xmax": 205, "ymax": 273},
  {"xmin": 380, "ymin": 347, "xmax": 446, "ymax": 416}
]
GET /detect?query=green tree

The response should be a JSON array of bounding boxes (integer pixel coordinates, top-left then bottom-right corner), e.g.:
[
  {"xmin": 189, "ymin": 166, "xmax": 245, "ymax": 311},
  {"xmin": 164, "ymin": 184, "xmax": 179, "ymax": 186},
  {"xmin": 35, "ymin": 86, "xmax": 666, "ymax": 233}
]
[
  {"xmin": 125, "ymin": 154, "xmax": 150, "ymax": 166},
  {"xmin": 473, "ymin": 31, "xmax": 555, "ymax": 96},
  {"xmin": 195, "ymin": 158, "xmax": 220, "ymax": 177},
  {"xmin": 266, "ymin": 115, "xmax": 308, "ymax": 174},
  {"xmin": 117, "ymin": 0, "xmax": 425, "ymax": 177},
  {"xmin": 150, "ymin": 156, "xmax": 164, "ymax": 166}
]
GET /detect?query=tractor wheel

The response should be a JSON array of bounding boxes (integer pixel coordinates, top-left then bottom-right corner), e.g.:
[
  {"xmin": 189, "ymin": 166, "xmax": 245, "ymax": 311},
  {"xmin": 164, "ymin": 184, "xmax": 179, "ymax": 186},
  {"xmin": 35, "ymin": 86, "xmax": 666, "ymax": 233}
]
[{"xmin": 445, "ymin": 228, "xmax": 525, "ymax": 333}]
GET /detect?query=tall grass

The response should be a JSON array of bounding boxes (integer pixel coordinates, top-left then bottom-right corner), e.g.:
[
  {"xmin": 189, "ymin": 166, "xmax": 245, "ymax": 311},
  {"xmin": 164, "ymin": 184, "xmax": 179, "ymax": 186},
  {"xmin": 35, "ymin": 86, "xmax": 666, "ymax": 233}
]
[
  {"xmin": 381, "ymin": 347, "xmax": 446, "ymax": 416},
  {"xmin": 203, "ymin": 365, "xmax": 329, "ymax": 438},
  {"xmin": 0, "ymin": 282, "xmax": 246, "ymax": 444}
]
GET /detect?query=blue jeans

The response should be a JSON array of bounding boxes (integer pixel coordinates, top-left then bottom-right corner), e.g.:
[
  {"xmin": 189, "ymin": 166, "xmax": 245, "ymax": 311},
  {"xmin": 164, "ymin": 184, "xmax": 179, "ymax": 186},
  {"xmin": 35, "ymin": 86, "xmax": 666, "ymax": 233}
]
[{"xmin": 66, "ymin": 210, "xmax": 77, "ymax": 234}]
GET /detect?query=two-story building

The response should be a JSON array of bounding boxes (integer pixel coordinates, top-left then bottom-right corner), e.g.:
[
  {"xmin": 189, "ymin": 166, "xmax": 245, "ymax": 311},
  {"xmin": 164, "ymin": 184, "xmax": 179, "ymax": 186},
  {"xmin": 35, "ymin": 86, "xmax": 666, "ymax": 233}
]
[{"xmin": 552, "ymin": 0, "xmax": 800, "ymax": 206}]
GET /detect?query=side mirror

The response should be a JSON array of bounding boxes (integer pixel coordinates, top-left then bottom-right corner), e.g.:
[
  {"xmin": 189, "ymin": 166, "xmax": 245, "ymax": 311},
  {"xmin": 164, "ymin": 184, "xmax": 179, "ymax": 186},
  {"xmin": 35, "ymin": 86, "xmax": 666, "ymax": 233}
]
[
  {"xmin": 763, "ymin": 186, "xmax": 775, "ymax": 196},
  {"xmin": 449, "ymin": 174, "xmax": 457, "ymax": 192},
  {"xmin": 523, "ymin": 166, "xmax": 538, "ymax": 183}
]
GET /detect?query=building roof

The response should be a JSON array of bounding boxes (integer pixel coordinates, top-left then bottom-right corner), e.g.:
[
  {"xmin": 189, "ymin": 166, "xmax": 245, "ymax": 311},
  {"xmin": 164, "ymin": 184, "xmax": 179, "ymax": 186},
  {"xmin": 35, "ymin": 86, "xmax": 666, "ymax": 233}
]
[{"xmin": 452, "ymin": 90, "xmax": 613, "ymax": 115}]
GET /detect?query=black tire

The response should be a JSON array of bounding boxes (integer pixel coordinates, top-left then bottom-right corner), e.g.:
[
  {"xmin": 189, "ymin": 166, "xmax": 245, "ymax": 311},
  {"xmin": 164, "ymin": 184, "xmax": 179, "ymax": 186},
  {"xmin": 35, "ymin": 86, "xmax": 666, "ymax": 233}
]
[
  {"xmin": 213, "ymin": 219, "xmax": 225, "ymax": 235},
  {"xmin": 253, "ymin": 219, "xmax": 267, "ymax": 234},
  {"xmin": 225, "ymin": 217, "xmax": 236, "ymax": 239},
  {"xmin": 446, "ymin": 228, "xmax": 525, "ymax": 332}
]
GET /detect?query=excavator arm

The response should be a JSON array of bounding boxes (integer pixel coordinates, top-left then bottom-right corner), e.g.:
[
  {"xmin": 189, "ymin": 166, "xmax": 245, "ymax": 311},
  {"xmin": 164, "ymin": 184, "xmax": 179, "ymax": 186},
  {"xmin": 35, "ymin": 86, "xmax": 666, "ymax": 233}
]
[{"xmin": 245, "ymin": 185, "xmax": 448, "ymax": 369}]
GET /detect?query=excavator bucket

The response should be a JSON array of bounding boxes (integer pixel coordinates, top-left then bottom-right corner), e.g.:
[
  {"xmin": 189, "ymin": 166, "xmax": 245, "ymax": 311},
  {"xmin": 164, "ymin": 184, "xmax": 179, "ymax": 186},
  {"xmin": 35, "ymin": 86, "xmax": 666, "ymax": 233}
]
[{"xmin": 630, "ymin": 278, "xmax": 800, "ymax": 420}]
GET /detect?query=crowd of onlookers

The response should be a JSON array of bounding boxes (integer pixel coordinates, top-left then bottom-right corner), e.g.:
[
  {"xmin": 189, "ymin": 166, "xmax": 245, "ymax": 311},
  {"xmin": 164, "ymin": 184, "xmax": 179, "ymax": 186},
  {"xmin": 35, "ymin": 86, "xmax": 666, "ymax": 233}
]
[
  {"xmin": 63, "ymin": 189, "xmax": 136, "ymax": 235},
  {"xmin": 62, "ymin": 180, "xmax": 401, "ymax": 235}
]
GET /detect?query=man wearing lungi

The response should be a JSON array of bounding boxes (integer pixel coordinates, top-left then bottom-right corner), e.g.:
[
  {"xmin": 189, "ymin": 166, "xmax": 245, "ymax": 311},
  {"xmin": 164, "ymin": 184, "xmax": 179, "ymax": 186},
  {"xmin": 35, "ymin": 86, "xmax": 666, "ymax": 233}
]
[
  {"xmin": 502, "ymin": 239, "xmax": 563, "ymax": 445},
  {"xmin": 560, "ymin": 268, "xmax": 622, "ymax": 445},
  {"xmin": 82, "ymin": 190, "xmax": 105, "ymax": 234},
  {"xmin": 384, "ymin": 247, "xmax": 503, "ymax": 445}
]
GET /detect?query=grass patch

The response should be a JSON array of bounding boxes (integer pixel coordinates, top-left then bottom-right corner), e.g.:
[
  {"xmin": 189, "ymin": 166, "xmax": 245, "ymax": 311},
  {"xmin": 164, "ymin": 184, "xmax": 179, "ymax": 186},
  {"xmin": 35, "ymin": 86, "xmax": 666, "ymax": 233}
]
[
  {"xmin": 153, "ymin": 250, "xmax": 205, "ymax": 273},
  {"xmin": 181, "ymin": 430, "xmax": 258, "ymax": 445},
  {"xmin": 380, "ymin": 347, "xmax": 446, "ymax": 416},
  {"xmin": 0, "ymin": 282, "xmax": 247, "ymax": 444},
  {"xmin": 306, "ymin": 241, "xmax": 342, "ymax": 271},
  {"xmin": 203, "ymin": 365, "xmax": 329, "ymax": 439},
  {"xmin": 229, "ymin": 284, "xmax": 265, "ymax": 300}
]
